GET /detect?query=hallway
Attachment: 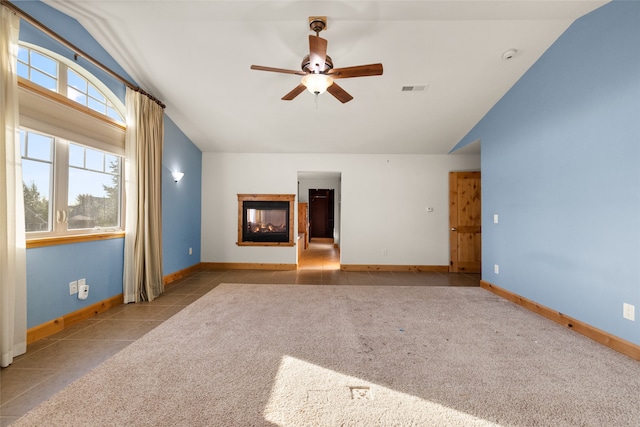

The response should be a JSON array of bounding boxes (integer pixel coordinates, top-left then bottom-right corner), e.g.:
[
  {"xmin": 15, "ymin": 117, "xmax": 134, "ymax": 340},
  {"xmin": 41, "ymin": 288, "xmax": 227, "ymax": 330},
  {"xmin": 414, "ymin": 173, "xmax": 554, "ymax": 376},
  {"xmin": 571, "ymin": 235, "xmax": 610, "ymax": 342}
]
[{"xmin": 298, "ymin": 238, "xmax": 340, "ymax": 271}]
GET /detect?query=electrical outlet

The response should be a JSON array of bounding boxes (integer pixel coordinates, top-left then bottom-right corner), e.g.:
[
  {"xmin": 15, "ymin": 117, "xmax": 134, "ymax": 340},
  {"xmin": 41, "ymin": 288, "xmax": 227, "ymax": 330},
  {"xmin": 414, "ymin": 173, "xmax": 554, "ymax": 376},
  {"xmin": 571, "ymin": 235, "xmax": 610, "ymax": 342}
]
[
  {"xmin": 494, "ymin": 264, "xmax": 499, "ymax": 274},
  {"xmin": 623, "ymin": 303, "xmax": 635, "ymax": 321},
  {"xmin": 493, "ymin": 214, "xmax": 499, "ymax": 224},
  {"xmin": 78, "ymin": 283, "xmax": 89, "ymax": 300},
  {"xmin": 69, "ymin": 280, "xmax": 78, "ymax": 295},
  {"xmin": 78, "ymin": 278, "xmax": 86, "ymax": 287},
  {"xmin": 382, "ymin": 248, "xmax": 388, "ymax": 257},
  {"xmin": 189, "ymin": 247, "xmax": 193, "ymax": 255}
]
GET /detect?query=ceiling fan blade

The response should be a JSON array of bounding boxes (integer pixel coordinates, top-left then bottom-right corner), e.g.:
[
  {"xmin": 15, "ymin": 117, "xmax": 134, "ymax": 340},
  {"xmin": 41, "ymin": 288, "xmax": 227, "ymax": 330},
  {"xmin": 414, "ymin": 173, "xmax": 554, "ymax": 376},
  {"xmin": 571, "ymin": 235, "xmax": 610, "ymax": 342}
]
[
  {"xmin": 282, "ymin": 84, "xmax": 307, "ymax": 101},
  {"xmin": 328, "ymin": 63, "xmax": 383, "ymax": 79},
  {"xmin": 308, "ymin": 35, "xmax": 328, "ymax": 72},
  {"xmin": 326, "ymin": 82, "xmax": 353, "ymax": 103},
  {"xmin": 251, "ymin": 65, "xmax": 306, "ymax": 76}
]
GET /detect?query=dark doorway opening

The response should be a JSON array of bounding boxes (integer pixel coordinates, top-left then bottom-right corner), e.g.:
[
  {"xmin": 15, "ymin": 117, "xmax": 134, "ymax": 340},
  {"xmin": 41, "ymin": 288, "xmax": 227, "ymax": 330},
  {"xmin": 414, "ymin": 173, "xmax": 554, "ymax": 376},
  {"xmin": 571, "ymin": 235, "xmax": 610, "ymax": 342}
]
[{"xmin": 309, "ymin": 189, "xmax": 334, "ymax": 240}]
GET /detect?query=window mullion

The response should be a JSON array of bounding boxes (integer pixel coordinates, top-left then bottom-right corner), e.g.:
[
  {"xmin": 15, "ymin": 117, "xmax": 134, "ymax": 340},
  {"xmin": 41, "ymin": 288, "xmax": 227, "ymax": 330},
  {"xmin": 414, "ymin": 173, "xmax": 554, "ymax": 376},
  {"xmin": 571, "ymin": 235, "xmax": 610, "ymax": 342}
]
[
  {"xmin": 53, "ymin": 138, "xmax": 69, "ymax": 234},
  {"xmin": 58, "ymin": 62, "xmax": 67, "ymax": 99}
]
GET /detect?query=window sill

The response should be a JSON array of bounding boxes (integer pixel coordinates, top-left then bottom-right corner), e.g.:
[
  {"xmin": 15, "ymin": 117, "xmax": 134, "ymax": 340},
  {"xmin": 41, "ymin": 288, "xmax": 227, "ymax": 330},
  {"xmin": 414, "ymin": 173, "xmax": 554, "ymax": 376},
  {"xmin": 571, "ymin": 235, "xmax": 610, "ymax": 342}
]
[{"xmin": 27, "ymin": 232, "xmax": 126, "ymax": 249}]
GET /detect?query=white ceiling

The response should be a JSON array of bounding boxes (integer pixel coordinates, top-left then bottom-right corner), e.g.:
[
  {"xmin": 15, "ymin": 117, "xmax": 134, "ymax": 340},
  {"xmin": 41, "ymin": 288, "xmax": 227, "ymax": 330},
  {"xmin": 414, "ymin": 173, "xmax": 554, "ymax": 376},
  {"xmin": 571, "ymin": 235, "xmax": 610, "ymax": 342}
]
[{"xmin": 44, "ymin": 0, "xmax": 607, "ymax": 155}]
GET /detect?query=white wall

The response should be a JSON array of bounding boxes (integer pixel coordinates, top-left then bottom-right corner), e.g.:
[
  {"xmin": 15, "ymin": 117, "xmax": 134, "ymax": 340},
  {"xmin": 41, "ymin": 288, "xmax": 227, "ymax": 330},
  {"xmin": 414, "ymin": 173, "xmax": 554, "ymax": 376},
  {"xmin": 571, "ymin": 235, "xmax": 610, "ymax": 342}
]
[{"xmin": 201, "ymin": 153, "xmax": 480, "ymax": 266}]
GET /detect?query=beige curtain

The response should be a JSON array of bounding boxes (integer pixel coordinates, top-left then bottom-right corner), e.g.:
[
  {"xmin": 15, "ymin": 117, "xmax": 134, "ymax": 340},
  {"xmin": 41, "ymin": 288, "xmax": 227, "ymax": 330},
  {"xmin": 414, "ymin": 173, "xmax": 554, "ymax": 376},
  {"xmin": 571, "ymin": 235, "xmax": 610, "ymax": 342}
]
[
  {"xmin": 0, "ymin": 6, "xmax": 27, "ymax": 367},
  {"xmin": 123, "ymin": 88, "xmax": 164, "ymax": 303}
]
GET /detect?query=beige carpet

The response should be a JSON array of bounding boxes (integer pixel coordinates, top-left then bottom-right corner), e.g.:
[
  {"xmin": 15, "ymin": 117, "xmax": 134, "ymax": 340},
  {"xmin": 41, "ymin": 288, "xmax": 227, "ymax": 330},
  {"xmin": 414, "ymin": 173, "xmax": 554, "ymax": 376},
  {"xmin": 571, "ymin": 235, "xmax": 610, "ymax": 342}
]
[{"xmin": 13, "ymin": 284, "xmax": 640, "ymax": 426}]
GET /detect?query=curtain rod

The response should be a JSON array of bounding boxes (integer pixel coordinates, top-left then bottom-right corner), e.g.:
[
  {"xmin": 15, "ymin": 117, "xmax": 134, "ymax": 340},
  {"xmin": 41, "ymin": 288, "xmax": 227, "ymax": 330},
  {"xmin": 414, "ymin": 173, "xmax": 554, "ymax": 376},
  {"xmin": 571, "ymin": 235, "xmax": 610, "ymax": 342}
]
[{"xmin": 1, "ymin": 0, "xmax": 166, "ymax": 109}]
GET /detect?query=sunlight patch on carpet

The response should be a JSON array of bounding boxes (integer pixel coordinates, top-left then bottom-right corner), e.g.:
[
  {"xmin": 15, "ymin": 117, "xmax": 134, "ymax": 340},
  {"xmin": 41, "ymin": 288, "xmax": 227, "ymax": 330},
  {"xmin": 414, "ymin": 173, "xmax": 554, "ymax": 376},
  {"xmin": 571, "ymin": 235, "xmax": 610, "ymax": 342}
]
[{"xmin": 263, "ymin": 355, "xmax": 502, "ymax": 426}]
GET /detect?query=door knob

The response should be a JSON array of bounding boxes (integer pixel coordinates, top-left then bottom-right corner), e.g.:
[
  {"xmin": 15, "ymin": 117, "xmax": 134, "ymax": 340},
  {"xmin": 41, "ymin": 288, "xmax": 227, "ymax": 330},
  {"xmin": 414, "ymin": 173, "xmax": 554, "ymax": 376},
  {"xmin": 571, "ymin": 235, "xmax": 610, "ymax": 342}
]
[{"xmin": 450, "ymin": 227, "xmax": 457, "ymax": 231}]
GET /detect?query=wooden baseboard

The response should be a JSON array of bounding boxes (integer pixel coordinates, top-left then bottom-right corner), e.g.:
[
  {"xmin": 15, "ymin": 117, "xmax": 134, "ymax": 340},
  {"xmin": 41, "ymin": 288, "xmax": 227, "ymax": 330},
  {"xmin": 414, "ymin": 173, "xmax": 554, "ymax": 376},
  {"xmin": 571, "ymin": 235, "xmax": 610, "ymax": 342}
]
[
  {"xmin": 27, "ymin": 264, "xmax": 202, "ymax": 345},
  {"xmin": 340, "ymin": 264, "xmax": 449, "ymax": 272},
  {"xmin": 167, "ymin": 262, "xmax": 449, "ymax": 273},
  {"xmin": 164, "ymin": 263, "xmax": 203, "ymax": 287},
  {"xmin": 27, "ymin": 294, "xmax": 123, "ymax": 344},
  {"xmin": 201, "ymin": 262, "xmax": 297, "ymax": 271},
  {"xmin": 481, "ymin": 280, "xmax": 640, "ymax": 361}
]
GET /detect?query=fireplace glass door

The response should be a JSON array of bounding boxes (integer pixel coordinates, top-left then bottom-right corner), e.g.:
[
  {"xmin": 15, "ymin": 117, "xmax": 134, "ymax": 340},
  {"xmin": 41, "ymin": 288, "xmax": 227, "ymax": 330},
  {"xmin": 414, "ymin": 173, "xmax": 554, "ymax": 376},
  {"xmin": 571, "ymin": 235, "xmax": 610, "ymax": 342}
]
[{"xmin": 242, "ymin": 201, "xmax": 289, "ymax": 243}]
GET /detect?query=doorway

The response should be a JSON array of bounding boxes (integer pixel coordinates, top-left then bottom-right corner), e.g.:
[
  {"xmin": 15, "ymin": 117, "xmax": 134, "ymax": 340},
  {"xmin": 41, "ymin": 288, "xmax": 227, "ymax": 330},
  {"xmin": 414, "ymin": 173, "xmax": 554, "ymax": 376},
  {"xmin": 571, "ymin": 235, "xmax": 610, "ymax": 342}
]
[
  {"xmin": 297, "ymin": 172, "xmax": 341, "ymax": 270},
  {"xmin": 449, "ymin": 171, "xmax": 481, "ymax": 273},
  {"xmin": 309, "ymin": 189, "xmax": 334, "ymax": 240}
]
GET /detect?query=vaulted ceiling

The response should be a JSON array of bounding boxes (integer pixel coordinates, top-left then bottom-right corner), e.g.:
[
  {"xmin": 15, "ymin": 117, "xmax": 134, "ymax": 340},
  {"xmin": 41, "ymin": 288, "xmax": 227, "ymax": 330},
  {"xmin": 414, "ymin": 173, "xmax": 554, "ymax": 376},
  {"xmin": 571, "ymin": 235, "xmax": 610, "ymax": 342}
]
[{"xmin": 44, "ymin": 0, "xmax": 607, "ymax": 154}]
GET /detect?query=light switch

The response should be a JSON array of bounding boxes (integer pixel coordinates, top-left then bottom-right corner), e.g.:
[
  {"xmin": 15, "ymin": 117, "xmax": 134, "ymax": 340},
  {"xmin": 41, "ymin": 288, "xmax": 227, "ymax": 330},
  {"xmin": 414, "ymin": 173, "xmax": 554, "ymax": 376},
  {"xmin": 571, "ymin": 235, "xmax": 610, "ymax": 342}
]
[{"xmin": 493, "ymin": 214, "xmax": 499, "ymax": 224}]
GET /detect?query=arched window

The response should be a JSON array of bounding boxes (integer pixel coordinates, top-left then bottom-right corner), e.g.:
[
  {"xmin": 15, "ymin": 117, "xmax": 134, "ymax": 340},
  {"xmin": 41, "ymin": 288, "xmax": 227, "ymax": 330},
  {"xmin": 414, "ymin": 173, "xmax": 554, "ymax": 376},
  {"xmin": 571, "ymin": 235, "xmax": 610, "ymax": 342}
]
[
  {"xmin": 17, "ymin": 43, "xmax": 126, "ymax": 241},
  {"xmin": 17, "ymin": 43, "xmax": 125, "ymax": 123}
]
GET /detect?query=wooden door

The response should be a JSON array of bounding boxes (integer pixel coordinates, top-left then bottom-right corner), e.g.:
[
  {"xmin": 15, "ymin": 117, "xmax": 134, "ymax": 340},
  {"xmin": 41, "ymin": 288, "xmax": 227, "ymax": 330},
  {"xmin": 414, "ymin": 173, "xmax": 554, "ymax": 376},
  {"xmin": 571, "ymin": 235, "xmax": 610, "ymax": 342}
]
[
  {"xmin": 309, "ymin": 189, "xmax": 334, "ymax": 239},
  {"xmin": 449, "ymin": 172, "xmax": 481, "ymax": 273}
]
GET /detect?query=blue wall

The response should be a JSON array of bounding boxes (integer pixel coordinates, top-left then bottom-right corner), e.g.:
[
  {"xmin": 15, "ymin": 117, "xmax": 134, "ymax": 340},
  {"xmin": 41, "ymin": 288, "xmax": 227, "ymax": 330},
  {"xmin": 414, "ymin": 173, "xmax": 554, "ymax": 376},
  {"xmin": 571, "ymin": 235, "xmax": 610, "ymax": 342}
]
[
  {"xmin": 455, "ymin": 1, "xmax": 640, "ymax": 345},
  {"xmin": 15, "ymin": 1, "xmax": 202, "ymax": 328},
  {"xmin": 162, "ymin": 117, "xmax": 202, "ymax": 274},
  {"xmin": 26, "ymin": 239, "xmax": 125, "ymax": 327}
]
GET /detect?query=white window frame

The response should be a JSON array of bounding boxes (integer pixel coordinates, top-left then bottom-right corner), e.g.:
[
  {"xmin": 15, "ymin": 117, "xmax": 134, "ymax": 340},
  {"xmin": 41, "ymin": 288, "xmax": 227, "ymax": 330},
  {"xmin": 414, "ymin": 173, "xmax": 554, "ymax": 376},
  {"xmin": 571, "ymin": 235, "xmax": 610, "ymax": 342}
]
[
  {"xmin": 17, "ymin": 43, "xmax": 127, "ymax": 242},
  {"xmin": 22, "ymin": 128, "xmax": 125, "ymax": 238},
  {"xmin": 18, "ymin": 42, "xmax": 125, "ymax": 123}
]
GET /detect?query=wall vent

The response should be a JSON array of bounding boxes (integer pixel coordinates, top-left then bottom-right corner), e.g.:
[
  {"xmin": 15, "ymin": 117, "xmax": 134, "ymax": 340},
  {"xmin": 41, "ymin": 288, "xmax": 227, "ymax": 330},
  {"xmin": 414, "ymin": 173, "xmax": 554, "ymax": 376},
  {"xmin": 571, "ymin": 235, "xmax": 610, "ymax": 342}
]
[{"xmin": 401, "ymin": 85, "xmax": 427, "ymax": 92}]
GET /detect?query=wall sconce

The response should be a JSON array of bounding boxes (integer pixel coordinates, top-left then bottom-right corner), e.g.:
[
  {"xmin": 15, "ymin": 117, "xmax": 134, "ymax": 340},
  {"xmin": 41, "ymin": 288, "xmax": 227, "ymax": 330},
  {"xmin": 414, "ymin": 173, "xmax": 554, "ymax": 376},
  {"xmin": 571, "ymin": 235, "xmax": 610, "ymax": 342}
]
[{"xmin": 172, "ymin": 172, "xmax": 184, "ymax": 182}]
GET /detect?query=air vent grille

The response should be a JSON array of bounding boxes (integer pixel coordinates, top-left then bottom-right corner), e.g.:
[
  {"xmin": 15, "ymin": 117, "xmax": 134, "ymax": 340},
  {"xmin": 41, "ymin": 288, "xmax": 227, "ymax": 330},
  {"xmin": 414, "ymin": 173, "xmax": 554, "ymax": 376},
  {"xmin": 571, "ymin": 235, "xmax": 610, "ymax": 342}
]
[{"xmin": 401, "ymin": 85, "xmax": 427, "ymax": 92}]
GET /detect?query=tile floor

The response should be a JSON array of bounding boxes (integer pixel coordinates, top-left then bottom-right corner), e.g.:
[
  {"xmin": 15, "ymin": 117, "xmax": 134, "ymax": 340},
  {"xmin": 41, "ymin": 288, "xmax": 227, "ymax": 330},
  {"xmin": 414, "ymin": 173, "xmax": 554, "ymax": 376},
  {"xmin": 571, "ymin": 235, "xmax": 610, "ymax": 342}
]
[{"xmin": 0, "ymin": 241, "xmax": 479, "ymax": 426}]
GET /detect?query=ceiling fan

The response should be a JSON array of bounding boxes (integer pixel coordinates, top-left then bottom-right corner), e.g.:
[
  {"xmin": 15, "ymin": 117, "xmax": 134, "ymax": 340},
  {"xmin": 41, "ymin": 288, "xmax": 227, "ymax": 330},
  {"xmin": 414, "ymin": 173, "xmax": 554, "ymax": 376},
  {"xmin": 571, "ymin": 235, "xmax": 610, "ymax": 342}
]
[{"xmin": 250, "ymin": 16, "xmax": 383, "ymax": 103}]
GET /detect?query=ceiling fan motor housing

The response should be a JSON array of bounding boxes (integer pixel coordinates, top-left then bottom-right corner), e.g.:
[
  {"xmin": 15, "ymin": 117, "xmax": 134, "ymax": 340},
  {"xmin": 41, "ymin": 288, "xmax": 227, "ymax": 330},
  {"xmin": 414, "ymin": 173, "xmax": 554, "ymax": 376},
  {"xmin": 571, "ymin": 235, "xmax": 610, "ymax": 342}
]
[
  {"xmin": 301, "ymin": 54, "xmax": 333, "ymax": 73},
  {"xmin": 309, "ymin": 16, "xmax": 327, "ymax": 34}
]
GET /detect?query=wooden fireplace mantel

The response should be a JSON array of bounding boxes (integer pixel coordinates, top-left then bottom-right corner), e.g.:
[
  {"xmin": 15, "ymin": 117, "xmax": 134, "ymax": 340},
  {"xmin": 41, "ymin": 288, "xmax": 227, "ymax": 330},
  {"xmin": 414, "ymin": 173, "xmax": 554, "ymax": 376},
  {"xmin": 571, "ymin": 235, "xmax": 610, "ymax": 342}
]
[{"xmin": 237, "ymin": 194, "xmax": 296, "ymax": 246}]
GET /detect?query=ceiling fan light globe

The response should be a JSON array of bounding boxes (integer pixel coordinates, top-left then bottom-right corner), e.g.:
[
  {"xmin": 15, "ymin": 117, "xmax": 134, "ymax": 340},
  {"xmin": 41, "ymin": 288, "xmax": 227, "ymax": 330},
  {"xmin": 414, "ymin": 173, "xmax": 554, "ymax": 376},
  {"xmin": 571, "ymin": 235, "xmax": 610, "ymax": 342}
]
[{"xmin": 301, "ymin": 73, "xmax": 333, "ymax": 95}]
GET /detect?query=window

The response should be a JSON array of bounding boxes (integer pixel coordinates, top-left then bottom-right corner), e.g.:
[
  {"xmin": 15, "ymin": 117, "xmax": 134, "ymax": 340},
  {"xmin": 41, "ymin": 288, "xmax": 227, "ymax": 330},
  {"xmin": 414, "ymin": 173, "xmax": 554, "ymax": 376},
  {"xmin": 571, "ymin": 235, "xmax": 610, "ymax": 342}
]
[
  {"xmin": 67, "ymin": 143, "xmax": 121, "ymax": 230},
  {"xmin": 67, "ymin": 69, "xmax": 123, "ymax": 122},
  {"xmin": 17, "ymin": 46, "xmax": 58, "ymax": 91},
  {"xmin": 17, "ymin": 43, "xmax": 125, "ymax": 123},
  {"xmin": 20, "ymin": 129, "xmax": 123, "ymax": 236},
  {"xmin": 17, "ymin": 43, "xmax": 126, "ymax": 240},
  {"xmin": 21, "ymin": 131, "xmax": 53, "ymax": 232}
]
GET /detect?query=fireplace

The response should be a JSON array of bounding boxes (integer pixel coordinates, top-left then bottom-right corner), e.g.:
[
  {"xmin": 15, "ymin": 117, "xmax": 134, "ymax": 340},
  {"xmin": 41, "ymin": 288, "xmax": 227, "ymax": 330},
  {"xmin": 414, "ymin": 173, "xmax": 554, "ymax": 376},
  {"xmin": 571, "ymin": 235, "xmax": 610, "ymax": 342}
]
[
  {"xmin": 237, "ymin": 194, "xmax": 295, "ymax": 246},
  {"xmin": 243, "ymin": 201, "xmax": 289, "ymax": 242}
]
